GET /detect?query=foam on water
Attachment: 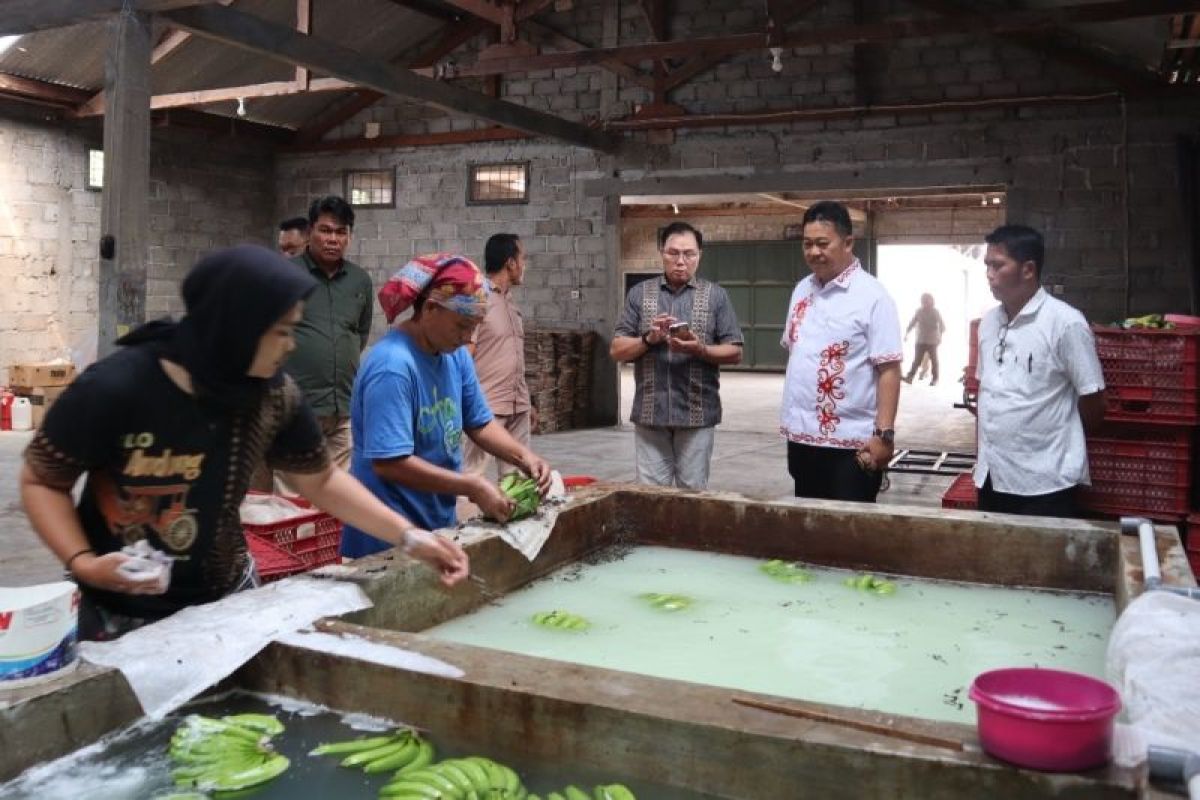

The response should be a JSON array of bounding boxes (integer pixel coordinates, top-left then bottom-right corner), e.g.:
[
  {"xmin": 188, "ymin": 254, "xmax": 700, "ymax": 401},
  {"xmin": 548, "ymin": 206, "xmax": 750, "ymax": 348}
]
[{"xmin": 426, "ymin": 546, "xmax": 1114, "ymax": 724}]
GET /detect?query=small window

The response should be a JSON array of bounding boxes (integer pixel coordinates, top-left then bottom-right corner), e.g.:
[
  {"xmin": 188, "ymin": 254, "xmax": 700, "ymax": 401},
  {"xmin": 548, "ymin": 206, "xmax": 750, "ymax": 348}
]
[
  {"xmin": 468, "ymin": 162, "xmax": 529, "ymax": 204},
  {"xmin": 87, "ymin": 149, "xmax": 104, "ymax": 191},
  {"xmin": 344, "ymin": 168, "xmax": 395, "ymax": 209}
]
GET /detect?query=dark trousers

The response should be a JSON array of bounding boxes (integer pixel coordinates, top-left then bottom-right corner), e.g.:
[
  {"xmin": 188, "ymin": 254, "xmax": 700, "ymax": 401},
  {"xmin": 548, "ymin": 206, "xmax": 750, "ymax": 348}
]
[
  {"xmin": 787, "ymin": 442, "xmax": 884, "ymax": 502},
  {"xmin": 905, "ymin": 343, "xmax": 939, "ymax": 383},
  {"xmin": 977, "ymin": 475, "xmax": 1079, "ymax": 519}
]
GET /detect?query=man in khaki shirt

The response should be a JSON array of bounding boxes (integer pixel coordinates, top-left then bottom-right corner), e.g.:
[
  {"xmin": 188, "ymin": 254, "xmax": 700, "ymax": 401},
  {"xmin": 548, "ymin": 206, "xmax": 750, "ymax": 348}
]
[{"xmin": 463, "ymin": 233, "xmax": 532, "ymax": 484}]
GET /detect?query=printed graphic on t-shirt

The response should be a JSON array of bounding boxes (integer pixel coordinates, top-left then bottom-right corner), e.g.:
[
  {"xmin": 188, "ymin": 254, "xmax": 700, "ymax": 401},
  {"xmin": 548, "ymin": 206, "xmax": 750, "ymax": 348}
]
[
  {"xmin": 94, "ymin": 473, "xmax": 200, "ymax": 552},
  {"xmin": 417, "ymin": 388, "xmax": 463, "ymax": 454},
  {"xmin": 90, "ymin": 430, "xmax": 206, "ymax": 552}
]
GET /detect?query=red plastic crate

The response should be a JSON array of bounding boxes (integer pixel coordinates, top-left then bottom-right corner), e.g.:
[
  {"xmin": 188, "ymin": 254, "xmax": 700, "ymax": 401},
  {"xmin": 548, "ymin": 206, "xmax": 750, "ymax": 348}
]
[
  {"xmin": 246, "ymin": 532, "xmax": 307, "ymax": 582},
  {"xmin": 941, "ymin": 472, "xmax": 978, "ymax": 510},
  {"xmin": 1079, "ymin": 480, "xmax": 1191, "ymax": 518},
  {"xmin": 1092, "ymin": 326, "xmax": 1200, "ymax": 425},
  {"xmin": 1086, "ymin": 425, "xmax": 1192, "ymax": 487},
  {"xmin": 242, "ymin": 493, "xmax": 342, "ymax": 569}
]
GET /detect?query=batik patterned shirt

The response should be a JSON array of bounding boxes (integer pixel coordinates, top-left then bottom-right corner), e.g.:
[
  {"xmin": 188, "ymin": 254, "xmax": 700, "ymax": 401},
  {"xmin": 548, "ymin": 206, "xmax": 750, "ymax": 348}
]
[
  {"xmin": 779, "ymin": 260, "xmax": 902, "ymax": 450},
  {"xmin": 614, "ymin": 275, "xmax": 744, "ymax": 429}
]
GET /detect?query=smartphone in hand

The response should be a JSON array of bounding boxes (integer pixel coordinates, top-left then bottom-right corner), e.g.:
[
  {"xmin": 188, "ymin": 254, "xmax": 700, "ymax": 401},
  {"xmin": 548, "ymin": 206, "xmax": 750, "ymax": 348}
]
[{"xmin": 668, "ymin": 321, "xmax": 691, "ymax": 337}]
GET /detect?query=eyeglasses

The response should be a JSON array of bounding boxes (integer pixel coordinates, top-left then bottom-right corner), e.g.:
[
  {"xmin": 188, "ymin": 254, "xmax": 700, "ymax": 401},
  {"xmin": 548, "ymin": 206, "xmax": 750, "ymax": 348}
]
[
  {"xmin": 662, "ymin": 249, "xmax": 700, "ymax": 262},
  {"xmin": 993, "ymin": 322, "xmax": 1011, "ymax": 364}
]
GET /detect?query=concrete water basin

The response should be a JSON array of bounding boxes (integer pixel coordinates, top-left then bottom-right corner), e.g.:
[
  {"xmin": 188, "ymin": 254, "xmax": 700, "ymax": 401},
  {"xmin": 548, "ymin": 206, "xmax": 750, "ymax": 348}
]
[{"xmin": 2, "ymin": 486, "xmax": 1194, "ymax": 798}]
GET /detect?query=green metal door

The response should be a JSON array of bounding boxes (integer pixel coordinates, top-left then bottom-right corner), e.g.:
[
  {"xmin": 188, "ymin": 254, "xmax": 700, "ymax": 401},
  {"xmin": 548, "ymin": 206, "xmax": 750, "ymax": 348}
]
[{"xmin": 700, "ymin": 240, "xmax": 808, "ymax": 371}]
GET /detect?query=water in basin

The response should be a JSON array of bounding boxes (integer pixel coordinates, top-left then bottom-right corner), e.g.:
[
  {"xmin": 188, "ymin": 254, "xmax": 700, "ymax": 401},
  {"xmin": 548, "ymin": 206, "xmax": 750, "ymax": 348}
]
[
  {"xmin": 0, "ymin": 693, "xmax": 711, "ymax": 799},
  {"xmin": 426, "ymin": 546, "xmax": 1114, "ymax": 724}
]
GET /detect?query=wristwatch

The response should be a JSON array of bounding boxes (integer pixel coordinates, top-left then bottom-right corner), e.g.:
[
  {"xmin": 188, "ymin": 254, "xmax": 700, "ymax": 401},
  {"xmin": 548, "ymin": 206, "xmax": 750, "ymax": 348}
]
[
  {"xmin": 873, "ymin": 427, "xmax": 895, "ymax": 445},
  {"xmin": 641, "ymin": 331, "xmax": 654, "ymax": 346}
]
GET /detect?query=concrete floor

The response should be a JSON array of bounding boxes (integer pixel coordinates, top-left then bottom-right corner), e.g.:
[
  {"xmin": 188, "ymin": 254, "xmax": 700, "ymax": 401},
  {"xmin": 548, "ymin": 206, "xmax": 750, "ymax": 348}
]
[{"xmin": 1, "ymin": 370, "xmax": 975, "ymax": 587}]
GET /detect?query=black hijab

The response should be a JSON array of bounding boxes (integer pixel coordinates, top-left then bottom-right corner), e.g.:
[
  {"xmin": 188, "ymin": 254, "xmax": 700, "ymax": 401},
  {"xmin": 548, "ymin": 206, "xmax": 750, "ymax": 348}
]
[{"xmin": 118, "ymin": 244, "xmax": 317, "ymax": 411}]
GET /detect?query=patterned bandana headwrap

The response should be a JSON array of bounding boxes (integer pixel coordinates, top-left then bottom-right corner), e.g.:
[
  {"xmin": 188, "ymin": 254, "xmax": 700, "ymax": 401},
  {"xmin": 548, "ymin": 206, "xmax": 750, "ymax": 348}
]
[{"xmin": 377, "ymin": 253, "xmax": 488, "ymax": 324}]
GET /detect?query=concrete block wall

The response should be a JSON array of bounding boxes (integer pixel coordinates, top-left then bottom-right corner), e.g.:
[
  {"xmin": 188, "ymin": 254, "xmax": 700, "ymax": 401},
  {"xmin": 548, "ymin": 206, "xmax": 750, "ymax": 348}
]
[
  {"xmin": 275, "ymin": 143, "xmax": 612, "ymax": 342},
  {"xmin": 0, "ymin": 118, "xmax": 275, "ymax": 385}
]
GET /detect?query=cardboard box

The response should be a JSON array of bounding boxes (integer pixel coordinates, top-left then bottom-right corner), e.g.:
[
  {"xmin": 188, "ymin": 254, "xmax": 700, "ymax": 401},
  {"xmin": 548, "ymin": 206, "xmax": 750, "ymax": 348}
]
[
  {"xmin": 18, "ymin": 385, "xmax": 68, "ymax": 428},
  {"xmin": 8, "ymin": 363, "xmax": 75, "ymax": 388}
]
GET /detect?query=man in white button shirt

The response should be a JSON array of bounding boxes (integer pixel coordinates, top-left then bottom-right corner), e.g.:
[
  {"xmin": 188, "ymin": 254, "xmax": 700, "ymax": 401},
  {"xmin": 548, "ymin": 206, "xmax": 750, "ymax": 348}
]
[
  {"xmin": 974, "ymin": 225, "xmax": 1106, "ymax": 518},
  {"xmin": 780, "ymin": 201, "xmax": 903, "ymax": 502}
]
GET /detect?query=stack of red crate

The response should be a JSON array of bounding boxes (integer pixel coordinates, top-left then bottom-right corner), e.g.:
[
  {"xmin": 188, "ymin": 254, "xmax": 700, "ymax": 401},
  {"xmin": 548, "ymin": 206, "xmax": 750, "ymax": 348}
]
[{"xmin": 1081, "ymin": 326, "xmax": 1200, "ymax": 572}]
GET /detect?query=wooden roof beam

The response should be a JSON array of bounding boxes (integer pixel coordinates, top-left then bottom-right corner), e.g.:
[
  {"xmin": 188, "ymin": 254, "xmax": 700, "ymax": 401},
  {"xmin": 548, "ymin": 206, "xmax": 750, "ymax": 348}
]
[
  {"xmin": 163, "ymin": 3, "xmax": 620, "ymax": 152},
  {"xmin": 0, "ymin": 0, "xmax": 212, "ymax": 36},
  {"xmin": 0, "ymin": 72, "xmax": 92, "ymax": 107},
  {"xmin": 442, "ymin": 0, "xmax": 1200, "ymax": 77},
  {"xmin": 292, "ymin": 15, "xmax": 488, "ymax": 144},
  {"xmin": 75, "ymin": 0, "xmax": 236, "ymax": 118}
]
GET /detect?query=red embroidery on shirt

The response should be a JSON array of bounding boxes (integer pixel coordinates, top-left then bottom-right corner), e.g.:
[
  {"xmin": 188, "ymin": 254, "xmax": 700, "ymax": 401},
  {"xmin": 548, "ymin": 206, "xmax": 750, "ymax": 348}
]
[
  {"xmin": 786, "ymin": 295, "xmax": 812, "ymax": 344},
  {"xmin": 815, "ymin": 340, "xmax": 849, "ymax": 435}
]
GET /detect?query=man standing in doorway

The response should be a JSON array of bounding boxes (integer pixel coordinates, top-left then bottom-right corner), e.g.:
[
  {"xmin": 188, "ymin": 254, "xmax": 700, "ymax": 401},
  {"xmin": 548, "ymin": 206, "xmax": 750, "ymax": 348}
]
[
  {"xmin": 974, "ymin": 225, "xmax": 1105, "ymax": 518},
  {"xmin": 902, "ymin": 293, "xmax": 946, "ymax": 385},
  {"xmin": 286, "ymin": 195, "xmax": 373, "ymax": 470},
  {"xmin": 277, "ymin": 216, "xmax": 309, "ymax": 258},
  {"xmin": 463, "ymin": 233, "xmax": 532, "ymax": 481},
  {"xmin": 611, "ymin": 222, "xmax": 744, "ymax": 490},
  {"xmin": 780, "ymin": 201, "xmax": 902, "ymax": 502}
]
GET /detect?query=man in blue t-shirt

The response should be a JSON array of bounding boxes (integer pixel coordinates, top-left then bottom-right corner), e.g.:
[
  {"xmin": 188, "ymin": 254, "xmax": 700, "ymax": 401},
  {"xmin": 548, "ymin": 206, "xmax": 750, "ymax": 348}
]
[{"xmin": 341, "ymin": 254, "xmax": 553, "ymax": 558}]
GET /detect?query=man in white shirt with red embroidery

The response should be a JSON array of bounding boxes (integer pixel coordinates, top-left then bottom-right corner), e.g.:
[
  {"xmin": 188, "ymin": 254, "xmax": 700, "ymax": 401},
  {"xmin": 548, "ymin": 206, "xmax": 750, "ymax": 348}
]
[
  {"xmin": 780, "ymin": 201, "xmax": 902, "ymax": 502},
  {"xmin": 974, "ymin": 225, "xmax": 1105, "ymax": 518}
]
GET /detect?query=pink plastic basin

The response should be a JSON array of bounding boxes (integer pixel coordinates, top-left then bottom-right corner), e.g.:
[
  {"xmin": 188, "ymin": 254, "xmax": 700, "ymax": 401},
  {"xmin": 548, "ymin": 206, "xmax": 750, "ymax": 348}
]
[{"xmin": 969, "ymin": 667, "xmax": 1121, "ymax": 772}]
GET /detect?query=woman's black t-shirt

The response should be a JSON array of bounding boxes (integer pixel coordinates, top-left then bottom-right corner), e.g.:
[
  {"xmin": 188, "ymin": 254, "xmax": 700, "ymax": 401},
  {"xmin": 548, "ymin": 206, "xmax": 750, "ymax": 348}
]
[{"xmin": 24, "ymin": 346, "xmax": 329, "ymax": 620}]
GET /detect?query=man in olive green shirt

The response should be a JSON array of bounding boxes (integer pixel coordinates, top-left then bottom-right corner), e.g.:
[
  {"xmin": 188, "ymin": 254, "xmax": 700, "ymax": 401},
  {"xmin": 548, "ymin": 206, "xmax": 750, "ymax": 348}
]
[{"xmin": 286, "ymin": 195, "xmax": 373, "ymax": 468}]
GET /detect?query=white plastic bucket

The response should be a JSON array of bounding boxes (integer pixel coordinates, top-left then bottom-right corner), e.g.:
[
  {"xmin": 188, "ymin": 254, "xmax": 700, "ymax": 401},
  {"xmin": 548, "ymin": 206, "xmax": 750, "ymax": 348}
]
[
  {"xmin": 0, "ymin": 582, "xmax": 80, "ymax": 687},
  {"xmin": 10, "ymin": 396, "xmax": 33, "ymax": 431}
]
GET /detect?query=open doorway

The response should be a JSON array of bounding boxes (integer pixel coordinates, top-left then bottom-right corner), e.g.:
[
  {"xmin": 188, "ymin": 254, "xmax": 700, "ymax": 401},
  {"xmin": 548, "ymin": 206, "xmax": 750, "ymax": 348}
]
[{"xmin": 876, "ymin": 244, "xmax": 993, "ymax": 391}]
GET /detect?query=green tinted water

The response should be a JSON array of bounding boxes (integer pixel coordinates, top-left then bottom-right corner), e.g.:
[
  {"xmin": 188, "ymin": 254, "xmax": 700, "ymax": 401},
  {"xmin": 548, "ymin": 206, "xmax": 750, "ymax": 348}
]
[
  {"xmin": 427, "ymin": 546, "xmax": 1115, "ymax": 724},
  {"xmin": 0, "ymin": 693, "xmax": 713, "ymax": 799}
]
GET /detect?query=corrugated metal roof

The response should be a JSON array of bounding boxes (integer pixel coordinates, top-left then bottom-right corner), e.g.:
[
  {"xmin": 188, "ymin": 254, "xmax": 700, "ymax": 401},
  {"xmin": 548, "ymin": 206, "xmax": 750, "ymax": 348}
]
[
  {"xmin": 0, "ymin": 1, "xmax": 1182, "ymax": 128},
  {"xmin": 0, "ymin": 0, "xmax": 447, "ymax": 128}
]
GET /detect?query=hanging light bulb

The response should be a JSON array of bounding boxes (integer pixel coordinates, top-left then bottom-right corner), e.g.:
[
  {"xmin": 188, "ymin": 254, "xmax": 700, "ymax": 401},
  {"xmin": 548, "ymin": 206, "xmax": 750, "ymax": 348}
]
[{"xmin": 769, "ymin": 47, "xmax": 784, "ymax": 73}]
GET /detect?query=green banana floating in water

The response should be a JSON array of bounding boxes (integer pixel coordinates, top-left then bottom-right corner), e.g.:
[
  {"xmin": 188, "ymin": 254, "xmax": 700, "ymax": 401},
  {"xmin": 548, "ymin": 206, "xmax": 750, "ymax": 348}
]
[
  {"xmin": 168, "ymin": 713, "xmax": 289, "ymax": 793},
  {"xmin": 638, "ymin": 592, "xmax": 694, "ymax": 612},
  {"xmin": 843, "ymin": 573, "xmax": 897, "ymax": 595},
  {"xmin": 532, "ymin": 609, "xmax": 590, "ymax": 631},
  {"xmin": 379, "ymin": 754, "xmax": 526, "ymax": 798},
  {"xmin": 759, "ymin": 559, "xmax": 813, "ymax": 584},
  {"xmin": 499, "ymin": 473, "xmax": 541, "ymax": 521},
  {"xmin": 310, "ymin": 728, "xmax": 435, "ymax": 779}
]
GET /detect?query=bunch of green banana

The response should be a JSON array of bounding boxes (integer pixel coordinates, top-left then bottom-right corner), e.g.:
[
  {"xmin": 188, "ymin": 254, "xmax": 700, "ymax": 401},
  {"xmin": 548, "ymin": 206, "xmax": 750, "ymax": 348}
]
[
  {"xmin": 532, "ymin": 609, "xmax": 590, "ymax": 631},
  {"xmin": 499, "ymin": 473, "xmax": 541, "ymax": 521},
  {"xmin": 168, "ymin": 713, "xmax": 289, "ymax": 793},
  {"xmin": 638, "ymin": 592, "xmax": 693, "ymax": 611},
  {"xmin": 760, "ymin": 559, "xmax": 812, "ymax": 584},
  {"xmin": 379, "ymin": 755, "xmax": 524, "ymax": 798},
  {"xmin": 538, "ymin": 784, "xmax": 636, "ymax": 800},
  {"xmin": 1115, "ymin": 313, "xmax": 1173, "ymax": 330},
  {"xmin": 842, "ymin": 573, "xmax": 896, "ymax": 595},
  {"xmin": 310, "ymin": 729, "xmax": 434, "ymax": 775}
]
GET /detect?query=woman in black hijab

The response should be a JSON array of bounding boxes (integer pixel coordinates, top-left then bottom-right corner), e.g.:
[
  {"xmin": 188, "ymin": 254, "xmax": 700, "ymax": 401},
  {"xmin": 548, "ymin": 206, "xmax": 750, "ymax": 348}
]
[{"xmin": 20, "ymin": 245, "xmax": 468, "ymax": 641}]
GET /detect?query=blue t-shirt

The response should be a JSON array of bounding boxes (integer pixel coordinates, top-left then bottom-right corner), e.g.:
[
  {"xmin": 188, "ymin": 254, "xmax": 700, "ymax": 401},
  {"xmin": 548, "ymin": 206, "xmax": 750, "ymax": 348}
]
[{"xmin": 340, "ymin": 329, "xmax": 493, "ymax": 558}]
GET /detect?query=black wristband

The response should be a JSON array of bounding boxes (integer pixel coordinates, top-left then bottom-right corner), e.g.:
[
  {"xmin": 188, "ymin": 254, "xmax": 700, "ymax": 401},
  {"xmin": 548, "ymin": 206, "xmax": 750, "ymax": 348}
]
[
  {"xmin": 641, "ymin": 331, "xmax": 653, "ymax": 346},
  {"xmin": 64, "ymin": 547, "xmax": 95, "ymax": 573}
]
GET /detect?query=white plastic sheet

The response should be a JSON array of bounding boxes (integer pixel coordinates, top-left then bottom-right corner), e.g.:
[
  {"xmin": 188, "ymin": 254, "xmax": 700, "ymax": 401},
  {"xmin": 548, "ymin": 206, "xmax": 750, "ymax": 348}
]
[
  {"xmin": 79, "ymin": 578, "xmax": 371, "ymax": 718},
  {"xmin": 1106, "ymin": 590, "xmax": 1200, "ymax": 765},
  {"xmin": 458, "ymin": 471, "xmax": 568, "ymax": 561}
]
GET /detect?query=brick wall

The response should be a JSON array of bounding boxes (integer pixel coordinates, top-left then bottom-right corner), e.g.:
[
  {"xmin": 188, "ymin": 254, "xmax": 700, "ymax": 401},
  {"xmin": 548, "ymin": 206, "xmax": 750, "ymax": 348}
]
[{"xmin": 0, "ymin": 118, "xmax": 274, "ymax": 385}]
